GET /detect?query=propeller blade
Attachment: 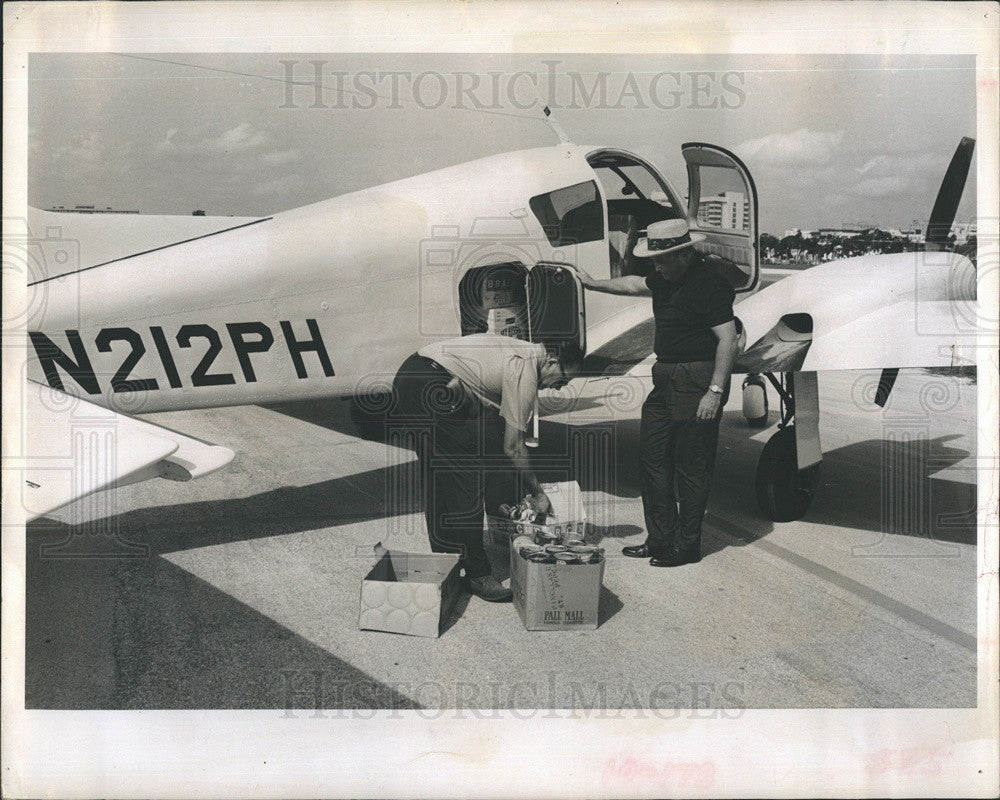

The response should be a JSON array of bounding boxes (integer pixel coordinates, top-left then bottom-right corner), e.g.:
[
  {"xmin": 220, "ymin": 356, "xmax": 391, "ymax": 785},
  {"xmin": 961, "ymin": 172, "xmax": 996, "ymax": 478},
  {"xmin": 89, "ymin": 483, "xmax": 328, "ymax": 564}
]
[
  {"xmin": 874, "ymin": 367, "xmax": 899, "ymax": 407},
  {"xmin": 925, "ymin": 137, "xmax": 975, "ymax": 249}
]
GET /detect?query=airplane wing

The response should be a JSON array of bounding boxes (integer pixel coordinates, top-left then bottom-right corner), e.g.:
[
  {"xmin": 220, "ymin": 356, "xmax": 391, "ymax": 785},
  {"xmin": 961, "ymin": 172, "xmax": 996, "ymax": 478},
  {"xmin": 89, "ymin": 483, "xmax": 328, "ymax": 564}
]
[
  {"xmin": 797, "ymin": 299, "xmax": 978, "ymax": 372},
  {"xmin": 581, "ymin": 317, "xmax": 655, "ymax": 377},
  {"xmin": 18, "ymin": 383, "xmax": 235, "ymax": 521},
  {"xmin": 581, "ymin": 298, "xmax": 977, "ymax": 378},
  {"xmin": 732, "ymin": 253, "xmax": 980, "ymax": 375}
]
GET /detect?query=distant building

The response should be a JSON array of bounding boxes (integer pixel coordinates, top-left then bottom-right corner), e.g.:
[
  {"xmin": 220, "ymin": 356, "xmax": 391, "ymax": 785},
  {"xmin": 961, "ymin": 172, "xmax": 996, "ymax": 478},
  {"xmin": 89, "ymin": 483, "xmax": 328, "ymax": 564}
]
[
  {"xmin": 698, "ymin": 191, "xmax": 749, "ymax": 231},
  {"xmin": 951, "ymin": 222, "xmax": 976, "ymax": 243},
  {"xmin": 815, "ymin": 227, "xmax": 862, "ymax": 239},
  {"xmin": 46, "ymin": 205, "xmax": 140, "ymax": 214}
]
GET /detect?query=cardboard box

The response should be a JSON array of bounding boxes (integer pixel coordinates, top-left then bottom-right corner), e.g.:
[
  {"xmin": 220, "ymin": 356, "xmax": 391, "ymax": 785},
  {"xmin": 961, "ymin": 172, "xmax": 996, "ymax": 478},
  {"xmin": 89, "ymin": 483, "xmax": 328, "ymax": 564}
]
[
  {"xmin": 510, "ymin": 543, "xmax": 604, "ymax": 630},
  {"xmin": 486, "ymin": 306, "xmax": 526, "ymax": 339},
  {"xmin": 485, "ymin": 480, "xmax": 587, "ymax": 549},
  {"xmin": 359, "ymin": 551, "xmax": 462, "ymax": 638}
]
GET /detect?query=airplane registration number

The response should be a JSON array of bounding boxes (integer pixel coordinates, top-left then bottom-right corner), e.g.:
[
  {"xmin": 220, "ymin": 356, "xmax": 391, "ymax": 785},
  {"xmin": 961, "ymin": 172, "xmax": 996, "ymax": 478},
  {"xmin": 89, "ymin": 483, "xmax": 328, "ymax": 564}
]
[{"xmin": 28, "ymin": 319, "xmax": 335, "ymax": 395}]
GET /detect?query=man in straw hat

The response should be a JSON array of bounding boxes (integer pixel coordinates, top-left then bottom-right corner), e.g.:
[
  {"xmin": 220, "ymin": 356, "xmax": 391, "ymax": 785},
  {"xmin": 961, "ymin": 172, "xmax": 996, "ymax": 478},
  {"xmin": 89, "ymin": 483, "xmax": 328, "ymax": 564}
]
[{"xmin": 575, "ymin": 218, "xmax": 740, "ymax": 567}]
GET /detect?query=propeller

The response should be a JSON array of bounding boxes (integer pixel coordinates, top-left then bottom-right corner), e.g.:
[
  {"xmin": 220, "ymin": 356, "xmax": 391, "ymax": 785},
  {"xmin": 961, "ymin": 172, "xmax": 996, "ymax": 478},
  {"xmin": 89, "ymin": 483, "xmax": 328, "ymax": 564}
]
[
  {"xmin": 925, "ymin": 137, "xmax": 975, "ymax": 250},
  {"xmin": 875, "ymin": 137, "xmax": 974, "ymax": 408},
  {"xmin": 874, "ymin": 368, "xmax": 898, "ymax": 408}
]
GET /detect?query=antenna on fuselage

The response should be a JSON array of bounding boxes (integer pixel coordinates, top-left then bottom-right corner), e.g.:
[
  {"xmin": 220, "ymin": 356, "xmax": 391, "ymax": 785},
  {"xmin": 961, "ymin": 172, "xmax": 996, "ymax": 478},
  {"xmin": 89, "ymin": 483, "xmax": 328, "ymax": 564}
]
[{"xmin": 542, "ymin": 105, "xmax": 572, "ymax": 145}]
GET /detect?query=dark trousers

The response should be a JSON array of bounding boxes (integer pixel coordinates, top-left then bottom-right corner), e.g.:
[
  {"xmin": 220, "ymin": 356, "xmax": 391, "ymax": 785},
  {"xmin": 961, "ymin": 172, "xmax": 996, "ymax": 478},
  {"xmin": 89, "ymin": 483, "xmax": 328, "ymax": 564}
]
[
  {"xmin": 639, "ymin": 360, "xmax": 726, "ymax": 554},
  {"xmin": 388, "ymin": 353, "xmax": 507, "ymax": 579}
]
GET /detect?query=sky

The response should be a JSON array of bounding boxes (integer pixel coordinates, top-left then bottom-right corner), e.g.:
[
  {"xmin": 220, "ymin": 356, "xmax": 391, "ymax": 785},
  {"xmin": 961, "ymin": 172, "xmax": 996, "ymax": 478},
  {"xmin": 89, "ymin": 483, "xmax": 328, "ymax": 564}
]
[{"xmin": 28, "ymin": 52, "xmax": 978, "ymax": 236}]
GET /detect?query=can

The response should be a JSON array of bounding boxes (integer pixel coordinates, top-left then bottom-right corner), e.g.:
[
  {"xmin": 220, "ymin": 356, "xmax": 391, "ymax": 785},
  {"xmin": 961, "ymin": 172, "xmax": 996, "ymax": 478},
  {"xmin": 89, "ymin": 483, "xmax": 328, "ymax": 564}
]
[
  {"xmin": 569, "ymin": 544, "xmax": 597, "ymax": 556},
  {"xmin": 563, "ymin": 539, "xmax": 586, "ymax": 549},
  {"xmin": 528, "ymin": 553, "xmax": 556, "ymax": 564},
  {"xmin": 535, "ymin": 530, "xmax": 559, "ymax": 546},
  {"xmin": 543, "ymin": 544, "xmax": 568, "ymax": 554},
  {"xmin": 553, "ymin": 552, "xmax": 580, "ymax": 564}
]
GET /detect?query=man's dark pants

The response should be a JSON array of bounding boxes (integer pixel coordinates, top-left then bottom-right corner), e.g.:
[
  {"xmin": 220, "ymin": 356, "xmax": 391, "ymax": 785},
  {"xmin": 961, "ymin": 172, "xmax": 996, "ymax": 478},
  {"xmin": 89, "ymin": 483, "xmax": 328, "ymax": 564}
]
[
  {"xmin": 639, "ymin": 360, "xmax": 726, "ymax": 555},
  {"xmin": 388, "ymin": 353, "xmax": 507, "ymax": 579}
]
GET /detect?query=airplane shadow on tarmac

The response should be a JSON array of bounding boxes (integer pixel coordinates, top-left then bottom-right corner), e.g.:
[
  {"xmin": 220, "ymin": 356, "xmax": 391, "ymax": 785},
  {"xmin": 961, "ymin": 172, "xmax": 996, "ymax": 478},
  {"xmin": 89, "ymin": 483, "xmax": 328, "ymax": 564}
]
[
  {"xmin": 26, "ymin": 399, "xmax": 969, "ymax": 585},
  {"xmin": 529, "ymin": 413, "xmax": 976, "ymax": 556},
  {"xmin": 262, "ymin": 398, "xmax": 976, "ymax": 557}
]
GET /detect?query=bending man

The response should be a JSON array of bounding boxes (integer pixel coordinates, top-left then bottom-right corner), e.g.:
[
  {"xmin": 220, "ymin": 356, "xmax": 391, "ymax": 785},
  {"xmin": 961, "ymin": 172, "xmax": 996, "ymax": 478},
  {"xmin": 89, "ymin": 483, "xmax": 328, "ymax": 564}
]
[{"xmin": 389, "ymin": 333, "xmax": 579, "ymax": 600}]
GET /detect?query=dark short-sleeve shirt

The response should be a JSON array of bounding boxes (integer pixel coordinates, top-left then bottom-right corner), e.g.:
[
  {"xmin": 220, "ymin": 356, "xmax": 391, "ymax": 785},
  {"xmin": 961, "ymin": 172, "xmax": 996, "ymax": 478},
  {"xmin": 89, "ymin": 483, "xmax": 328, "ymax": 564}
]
[{"xmin": 645, "ymin": 254, "xmax": 736, "ymax": 363}]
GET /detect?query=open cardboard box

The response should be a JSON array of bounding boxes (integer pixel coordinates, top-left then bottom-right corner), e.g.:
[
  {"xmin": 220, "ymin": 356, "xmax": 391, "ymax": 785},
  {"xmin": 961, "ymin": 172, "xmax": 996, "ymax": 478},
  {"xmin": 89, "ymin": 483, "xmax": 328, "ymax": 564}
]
[
  {"xmin": 485, "ymin": 480, "xmax": 587, "ymax": 549},
  {"xmin": 358, "ymin": 550, "xmax": 462, "ymax": 638}
]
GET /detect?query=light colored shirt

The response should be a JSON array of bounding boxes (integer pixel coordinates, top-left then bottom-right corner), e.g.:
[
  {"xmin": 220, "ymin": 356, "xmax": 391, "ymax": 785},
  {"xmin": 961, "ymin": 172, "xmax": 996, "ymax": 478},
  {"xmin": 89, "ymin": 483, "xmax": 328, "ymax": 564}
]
[{"xmin": 419, "ymin": 334, "xmax": 547, "ymax": 431}]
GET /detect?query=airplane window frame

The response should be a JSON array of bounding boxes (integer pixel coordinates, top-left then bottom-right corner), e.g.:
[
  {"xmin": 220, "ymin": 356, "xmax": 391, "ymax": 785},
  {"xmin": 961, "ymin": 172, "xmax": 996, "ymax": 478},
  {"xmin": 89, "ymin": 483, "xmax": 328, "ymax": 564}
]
[{"xmin": 529, "ymin": 180, "xmax": 604, "ymax": 248}]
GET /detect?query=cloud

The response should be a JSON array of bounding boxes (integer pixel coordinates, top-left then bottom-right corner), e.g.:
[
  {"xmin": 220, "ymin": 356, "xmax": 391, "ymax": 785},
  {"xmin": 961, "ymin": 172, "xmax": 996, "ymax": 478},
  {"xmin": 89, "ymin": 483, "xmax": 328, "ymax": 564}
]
[
  {"xmin": 51, "ymin": 132, "xmax": 102, "ymax": 164},
  {"xmin": 843, "ymin": 152, "xmax": 944, "ymax": 198},
  {"xmin": 251, "ymin": 172, "xmax": 307, "ymax": 197},
  {"xmin": 736, "ymin": 128, "xmax": 844, "ymax": 167},
  {"xmin": 849, "ymin": 175, "xmax": 911, "ymax": 198},
  {"xmin": 212, "ymin": 123, "xmax": 268, "ymax": 153},
  {"xmin": 155, "ymin": 123, "xmax": 270, "ymax": 155},
  {"xmin": 258, "ymin": 148, "xmax": 303, "ymax": 166}
]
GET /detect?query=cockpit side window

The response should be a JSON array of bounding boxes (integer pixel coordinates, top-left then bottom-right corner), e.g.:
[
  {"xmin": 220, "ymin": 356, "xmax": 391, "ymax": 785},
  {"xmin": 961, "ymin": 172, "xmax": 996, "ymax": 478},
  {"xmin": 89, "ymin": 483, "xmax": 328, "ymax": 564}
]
[
  {"xmin": 529, "ymin": 180, "xmax": 603, "ymax": 247},
  {"xmin": 588, "ymin": 152, "xmax": 685, "ymax": 278}
]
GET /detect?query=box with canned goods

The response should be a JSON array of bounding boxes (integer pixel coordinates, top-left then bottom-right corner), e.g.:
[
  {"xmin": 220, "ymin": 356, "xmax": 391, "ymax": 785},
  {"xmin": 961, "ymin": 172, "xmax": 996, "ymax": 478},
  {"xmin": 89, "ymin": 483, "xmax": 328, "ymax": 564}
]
[
  {"xmin": 509, "ymin": 535, "xmax": 604, "ymax": 631},
  {"xmin": 485, "ymin": 480, "xmax": 587, "ymax": 549}
]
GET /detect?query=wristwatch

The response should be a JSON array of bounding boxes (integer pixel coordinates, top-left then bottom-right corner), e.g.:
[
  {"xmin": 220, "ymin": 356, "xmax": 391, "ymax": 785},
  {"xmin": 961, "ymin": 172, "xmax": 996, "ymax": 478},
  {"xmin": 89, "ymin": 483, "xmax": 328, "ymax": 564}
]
[{"xmin": 709, "ymin": 384, "xmax": 724, "ymax": 395}]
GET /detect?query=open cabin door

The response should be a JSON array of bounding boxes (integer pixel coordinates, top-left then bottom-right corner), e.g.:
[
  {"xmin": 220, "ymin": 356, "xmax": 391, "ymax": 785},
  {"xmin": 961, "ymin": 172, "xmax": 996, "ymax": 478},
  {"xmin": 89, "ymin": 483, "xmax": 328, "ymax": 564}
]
[
  {"xmin": 682, "ymin": 143, "xmax": 759, "ymax": 292},
  {"xmin": 526, "ymin": 262, "xmax": 586, "ymax": 356}
]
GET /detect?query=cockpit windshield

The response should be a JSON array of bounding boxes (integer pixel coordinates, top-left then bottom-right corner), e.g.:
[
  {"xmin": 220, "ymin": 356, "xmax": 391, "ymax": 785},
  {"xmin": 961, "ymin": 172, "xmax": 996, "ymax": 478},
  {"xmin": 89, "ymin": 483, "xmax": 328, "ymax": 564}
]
[{"xmin": 587, "ymin": 150, "xmax": 685, "ymax": 277}]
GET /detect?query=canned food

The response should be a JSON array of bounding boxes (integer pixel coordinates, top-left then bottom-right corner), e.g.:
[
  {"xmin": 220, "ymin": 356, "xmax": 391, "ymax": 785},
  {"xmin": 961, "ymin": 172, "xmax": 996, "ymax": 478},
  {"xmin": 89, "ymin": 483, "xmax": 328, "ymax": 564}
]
[
  {"xmin": 563, "ymin": 539, "xmax": 586, "ymax": 549},
  {"xmin": 553, "ymin": 552, "xmax": 580, "ymax": 564},
  {"xmin": 518, "ymin": 544, "xmax": 544, "ymax": 557},
  {"xmin": 543, "ymin": 544, "xmax": 568, "ymax": 554},
  {"xmin": 535, "ymin": 530, "xmax": 559, "ymax": 546},
  {"xmin": 528, "ymin": 553, "xmax": 556, "ymax": 564},
  {"xmin": 569, "ymin": 545, "xmax": 597, "ymax": 555}
]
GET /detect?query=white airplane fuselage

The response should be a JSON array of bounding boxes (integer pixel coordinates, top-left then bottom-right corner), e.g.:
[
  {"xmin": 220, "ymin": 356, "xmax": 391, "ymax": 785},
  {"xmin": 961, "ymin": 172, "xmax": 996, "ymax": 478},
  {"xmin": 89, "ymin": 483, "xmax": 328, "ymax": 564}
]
[{"xmin": 28, "ymin": 145, "xmax": 639, "ymax": 412}]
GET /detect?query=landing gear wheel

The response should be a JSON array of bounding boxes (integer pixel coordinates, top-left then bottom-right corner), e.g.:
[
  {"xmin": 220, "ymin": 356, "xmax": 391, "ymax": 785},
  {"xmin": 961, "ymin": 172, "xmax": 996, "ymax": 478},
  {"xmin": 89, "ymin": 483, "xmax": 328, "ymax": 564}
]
[
  {"xmin": 350, "ymin": 393, "xmax": 392, "ymax": 442},
  {"xmin": 755, "ymin": 425, "xmax": 820, "ymax": 521},
  {"xmin": 742, "ymin": 375, "xmax": 769, "ymax": 428}
]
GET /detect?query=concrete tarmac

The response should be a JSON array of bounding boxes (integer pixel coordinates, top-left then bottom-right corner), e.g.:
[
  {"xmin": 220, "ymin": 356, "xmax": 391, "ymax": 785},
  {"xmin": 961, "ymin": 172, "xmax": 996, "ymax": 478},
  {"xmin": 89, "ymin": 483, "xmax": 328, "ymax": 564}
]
[{"xmin": 25, "ymin": 368, "xmax": 978, "ymax": 710}]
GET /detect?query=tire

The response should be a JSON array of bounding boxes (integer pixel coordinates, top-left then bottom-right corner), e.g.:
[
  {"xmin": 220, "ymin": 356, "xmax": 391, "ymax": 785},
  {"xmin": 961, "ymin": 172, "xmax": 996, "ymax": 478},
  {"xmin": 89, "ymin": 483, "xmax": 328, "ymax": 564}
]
[
  {"xmin": 755, "ymin": 425, "xmax": 820, "ymax": 521},
  {"xmin": 742, "ymin": 376, "xmax": 769, "ymax": 428}
]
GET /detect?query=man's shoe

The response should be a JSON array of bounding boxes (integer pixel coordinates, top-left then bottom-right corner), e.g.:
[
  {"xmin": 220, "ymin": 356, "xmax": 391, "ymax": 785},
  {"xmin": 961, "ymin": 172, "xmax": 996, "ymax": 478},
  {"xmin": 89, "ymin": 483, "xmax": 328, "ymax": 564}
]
[
  {"xmin": 649, "ymin": 545, "xmax": 702, "ymax": 568},
  {"xmin": 466, "ymin": 574, "xmax": 513, "ymax": 602},
  {"xmin": 622, "ymin": 543, "xmax": 666, "ymax": 559}
]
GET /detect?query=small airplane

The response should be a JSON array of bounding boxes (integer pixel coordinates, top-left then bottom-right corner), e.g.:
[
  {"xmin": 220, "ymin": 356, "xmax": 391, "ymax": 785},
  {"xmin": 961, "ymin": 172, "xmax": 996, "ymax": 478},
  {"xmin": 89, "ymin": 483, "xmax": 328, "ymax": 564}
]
[{"xmin": 16, "ymin": 117, "xmax": 976, "ymax": 524}]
